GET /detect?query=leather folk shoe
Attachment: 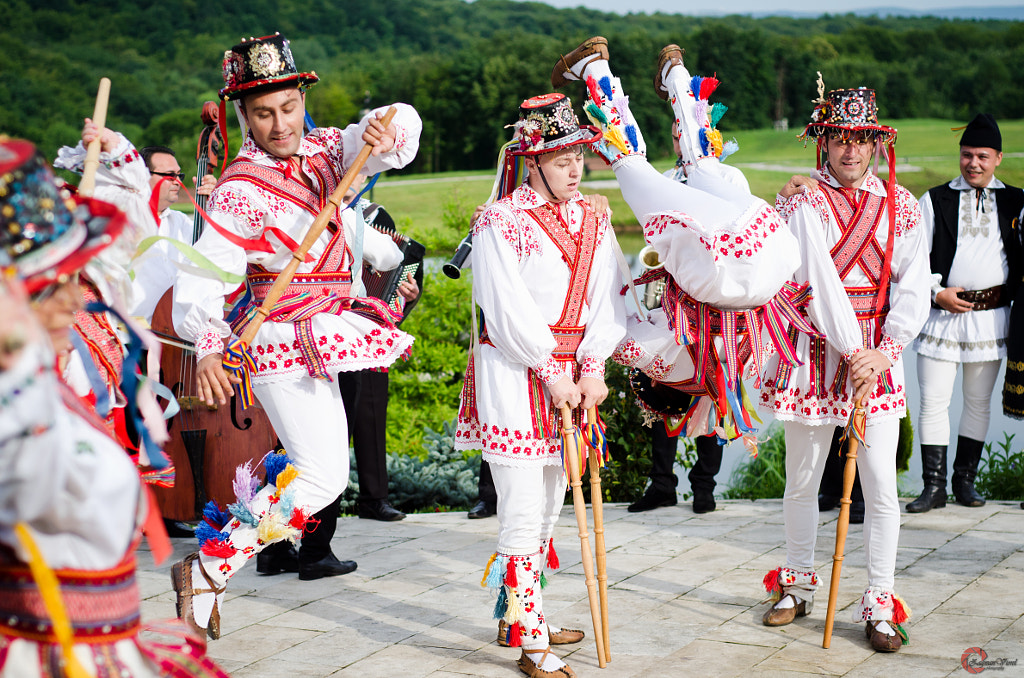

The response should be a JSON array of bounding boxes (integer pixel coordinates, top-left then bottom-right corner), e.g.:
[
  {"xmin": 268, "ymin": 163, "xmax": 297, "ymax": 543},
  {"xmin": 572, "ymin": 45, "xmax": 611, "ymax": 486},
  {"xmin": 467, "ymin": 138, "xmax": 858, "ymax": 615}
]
[
  {"xmin": 171, "ymin": 552, "xmax": 225, "ymax": 640},
  {"xmin": 628, "ymin": 487, "xmax": 677, "ymax": 513},
  {"xmin": 654, "ymin": 44, "xmax": 685, "ymax": 100},
  {"xmin": 498, "ymin": 620, "xmax": 584, "ymax": 647},
  {"xmin": 762, "ymin": 594, "xmax": 810, "ymax": 627},
  {"xmin": 256, "ymin": 540, "xmax": 300, "ymax": 575},
  {"xmin": 468, "ymin": 500, "xmax": 496, "ymax": 519},
  {"xmin": 298, "ymin": 552, "xmax": 357, "ymax": 581},
  {"xmin": 358, "ymin": 499, "xmax": 406, "ymax": 522},
  {"xmin": 551, "ymin": 36, "xmax": 609, "ymax": 88},
  {"xmin": 517, "ymin": 647, "xmax": 576, "ymax": 678},
  {"xmin": 866, "ymin": 620, "xmax": 904, "ymax": 652}
]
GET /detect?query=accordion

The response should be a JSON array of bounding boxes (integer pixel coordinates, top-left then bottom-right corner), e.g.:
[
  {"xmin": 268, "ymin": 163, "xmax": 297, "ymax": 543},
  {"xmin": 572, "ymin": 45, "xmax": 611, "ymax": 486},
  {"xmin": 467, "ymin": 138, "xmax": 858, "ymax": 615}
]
[{"xmin": 361, "ymin": 203, "xmax": 425, "ymax": 323}]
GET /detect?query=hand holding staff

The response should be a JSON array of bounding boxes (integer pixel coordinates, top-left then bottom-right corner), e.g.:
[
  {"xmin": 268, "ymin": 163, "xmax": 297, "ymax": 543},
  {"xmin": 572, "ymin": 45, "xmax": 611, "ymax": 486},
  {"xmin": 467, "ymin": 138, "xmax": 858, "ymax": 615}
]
[
  {"xmin": 78, "ymin": 78, "xmax": 111, "ymax": 198},
  {"xmin": 561, "ymin": 404, "xmax": 607, "ymax": 668}
]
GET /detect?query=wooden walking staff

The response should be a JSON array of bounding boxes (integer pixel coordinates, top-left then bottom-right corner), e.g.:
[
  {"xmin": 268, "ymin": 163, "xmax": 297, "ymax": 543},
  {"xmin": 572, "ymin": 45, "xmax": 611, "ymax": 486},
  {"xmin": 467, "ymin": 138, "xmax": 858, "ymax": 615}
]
[
  {"xmin": 78, "ymin": 77, "xmax": 112, "ymax": 197},
  {"xmin": 822, "ymin": 401, "xmax": 866, "ymax": 649},
  {"xmin": 585, "ymin": 406, "xmax": 611, "ymax": 663},
  {"xmin": 560, "ymin": 404, "xmax": 607, "ymax": 669}
]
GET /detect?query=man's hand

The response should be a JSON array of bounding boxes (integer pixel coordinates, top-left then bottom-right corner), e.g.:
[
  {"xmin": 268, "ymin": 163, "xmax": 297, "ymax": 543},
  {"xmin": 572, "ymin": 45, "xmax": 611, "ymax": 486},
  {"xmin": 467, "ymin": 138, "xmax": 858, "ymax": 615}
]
[
  {"xmin": 196, "ymin": 352, "xmax": 241, "ymax": 407},
  {"xmin": 471, "ymin": 204, "xmax": 487, "ymax": 228},
  {"xmin": 82, "ymin": 117, "xmax": 117, "ymax": 154},
  {"xmin": 848, "ymin": 348, "xmax": 892, "ymax": 404},
  {"xmin": 397, "ymin": 272, "xmax": 418, "ymax": 302},
  {"xmin": 935, "ymin": 287, "xmax": 973, "ymax": 313},
  {"xmin": 548, "ymin": 375, "xmax": 582, "ymax": 410},
  {"xmin": 578, "ymin": 376, "xmax": 609, "ymax": 410},
  {"xmin": 363, "ymin": 111, "xmax": 397, "ymax": 157},
  {"xmin": 194, "ymin": 173, "xmax": 217, "ymax": 197},
  {"xmin": 779, "ymin": 175, "xmax": 820, "ymax": 199},
  {"xmin": 584, "ymin": 194, "xmax": 612, "ymax": 220}
]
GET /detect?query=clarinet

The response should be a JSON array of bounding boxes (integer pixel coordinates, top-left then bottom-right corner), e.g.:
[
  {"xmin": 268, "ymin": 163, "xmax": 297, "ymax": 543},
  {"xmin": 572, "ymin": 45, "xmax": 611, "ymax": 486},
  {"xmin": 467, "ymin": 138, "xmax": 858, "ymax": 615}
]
[{"xmin": 443, "ymin": 232, "xmax": 473, "ymax": 279}]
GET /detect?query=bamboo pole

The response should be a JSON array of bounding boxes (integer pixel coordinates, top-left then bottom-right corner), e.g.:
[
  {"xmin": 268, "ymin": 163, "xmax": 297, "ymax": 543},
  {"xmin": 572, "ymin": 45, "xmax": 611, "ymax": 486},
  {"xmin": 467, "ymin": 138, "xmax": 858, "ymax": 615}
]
[{"xmin": 78, "ymin": 77, "xmax": 111, "ymax": 197}]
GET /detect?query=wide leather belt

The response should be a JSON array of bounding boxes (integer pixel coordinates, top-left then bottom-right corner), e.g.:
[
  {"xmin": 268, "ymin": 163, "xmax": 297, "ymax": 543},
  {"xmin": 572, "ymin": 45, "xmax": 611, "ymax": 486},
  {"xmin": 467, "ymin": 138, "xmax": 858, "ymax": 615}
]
[{"xmin": 932, "ymin": 284, "xmax": 1008, "ymax": 311}]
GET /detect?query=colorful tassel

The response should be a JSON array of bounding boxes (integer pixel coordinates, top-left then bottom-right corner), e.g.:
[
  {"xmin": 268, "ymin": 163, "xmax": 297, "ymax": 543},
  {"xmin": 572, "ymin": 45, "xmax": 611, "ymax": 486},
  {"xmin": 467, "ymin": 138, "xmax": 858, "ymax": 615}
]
[
  {"xmin": 721, "ymin": 139, "xmax": 739, "ymax": 160},
  {"xmin": 508, "ymin": 620, "xmax": 523, "ymax": 647},
  {"xmin": 195, "ymin": 521, "xmax": 231, "ymax": 547},
  {"xmin": 584, "ymin": 100, "xmax": 609, "ymax": 126},
  {"xmin": 199, "ymin": 538, "xmax": 238, "ymax": 559},
  {"xmin": 505, "ymin": 557, "xmax": 518, "ymax": 587},
  {"xmin": 586, "ymin": 76, "xmax": 602, "ymax": 105},
  {"xmin": 603, "ymin": 126, "xmax": 629, "ymax": 154},
  {"xmin": 612, "ymin": 95, "xmax": 631, "ymax": 121},
  {"xmin": 481, "ymin": 553, "xmax": 499, "ymax": 588},
  {"xmin": 506, "ymin": 588, "xmax": 524, "ymax": 623},
  {"xmin": 274, "ymin": 464, "xmax": 299, "ymax": 491},
  {"xmin": 698, "ymin": 128, "xmax": 710, "ymax": 157},
  {"xmin": 699, "ymin": 75, "xmax": 720, "ymax": 100},
  {"xmin": 227, "ymin": 500, "xmax": 259, "ymax": 527},
  {"xmin": 625, "ymin": 124, "xmax": 639, "ymax": 152},
  {"xmin": 690, "ymin": 75, "xmax": 703, "ymax": 99},
  {"xmin": 598, "ymin": 76, "xmax": 614, "ymax": 100},
  {"xmin": 546, "ymin": 539, "xmax": 560, "ymax": 569},
  {"xmin": 485, "ymin": 555, "xmax": 506, "ymax": 589},
  {"xmin": 232, "ymin": 461, "xmax": 259, "ymax": 503},
  {"xmin": 540, "ymin": 570, "xmax": 548, "ymax": 589},
  {"xmin": 264, "ymin": 452, "xmax": 289, "ymax": 486},
  {"xmin": 288, "ymin": 507, "xmax": 309, "ymax": 531},
  {"xmin": 763, "ymin": 566, "xmax": 783, "ymax": 600},
  {"xmin": 203, "ymin": 501, "xmax": 232, "ymax": 529},
  {"xmin": 493, "ymin": 586, "xmax": 509, "ymax": 619},
  {"xmin": 891, "ymin": 594, "xmax": 911, "ymax": 625},
  {"xmin": 706, "ymin": 128, "xmax": 724, "ymax": 157},
  {"xmin": 709, "ymin": 102, "xmax": 728, "ymax": 128}
]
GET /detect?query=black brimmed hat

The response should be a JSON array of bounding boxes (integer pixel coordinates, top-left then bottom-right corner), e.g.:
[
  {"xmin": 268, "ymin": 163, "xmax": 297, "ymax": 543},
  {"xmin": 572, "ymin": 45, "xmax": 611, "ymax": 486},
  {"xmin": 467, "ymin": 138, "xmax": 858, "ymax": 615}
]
[
  {"xmin": 510, "ymin": 93, "xmax": 602, "ymax": 156},
  {"xmin": 220, "ymin": 33, "xmax": 319, "ymax": 101}
]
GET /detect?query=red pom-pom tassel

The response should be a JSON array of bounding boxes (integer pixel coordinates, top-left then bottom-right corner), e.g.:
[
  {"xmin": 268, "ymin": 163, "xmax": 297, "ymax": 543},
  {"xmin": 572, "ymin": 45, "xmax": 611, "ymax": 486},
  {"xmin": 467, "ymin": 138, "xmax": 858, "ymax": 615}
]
[
  {"xmin": 586, "ymin": 76, "xmax": 602, "ymax": 105},
  {"xmin": 699, "ymin": 75, "xmax": 720, "ymax": 101},
  {"xmin": 891, "ymin": 595, "xmax": 909, "ymax": 625},
  {"xmin": 508, "ymin": 621, "xmax": 523, "ymax": 647},
  {"xmin": 200, "ymin": 539, "xmax": 238, "ymax": 559},
  {"xmin": 289, "ymin": 508, "xmax": 309, "ymax": 530},
  {"xmin": 546, "ymin": 539, "xmax": 559, "ymax": 570},
  {"xmin": 763, "ymin": 567, "xmax": 782, "ymax": 595},
  {"xmin": 505, "ymin": 557, "xmax": 518, "ymax": 588}
]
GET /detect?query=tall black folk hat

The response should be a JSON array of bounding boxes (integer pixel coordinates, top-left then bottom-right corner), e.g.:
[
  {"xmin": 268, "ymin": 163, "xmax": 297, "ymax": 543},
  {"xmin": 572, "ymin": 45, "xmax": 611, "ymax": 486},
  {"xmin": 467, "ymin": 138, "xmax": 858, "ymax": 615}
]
[{"xmin": 220, "ymin": 33, "xmax": 319, "ymax": 101}]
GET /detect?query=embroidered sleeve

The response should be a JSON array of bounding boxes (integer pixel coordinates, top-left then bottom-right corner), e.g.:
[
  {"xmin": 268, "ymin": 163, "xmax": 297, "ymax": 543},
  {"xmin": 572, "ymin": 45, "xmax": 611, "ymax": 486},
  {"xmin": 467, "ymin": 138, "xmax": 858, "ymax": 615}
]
[
  {"xmin": 877, "ymin": 335, "xmax": 902, "ymax": 365},
  {"xmin": 775, "ymin": 193, "xmax": 792, "ymax": 219},
  {"xmin": 194, "ymin": 328, "xmax": 225, "ymax": 362},
  {"xmin": 474, "ymin": 203, "xmax": 539, "ymax": 260},
  {"xmin": 209, "ymin": 184, "xmax": 266, "ymax": 236},
  {"xmin": 579, "ymin": 355, "xmax": 605, "ymax": 379},
  {"xmin": 893, "ymin": 185, "xmax": 923, "ymax": 238},
  {"xmin": 393, "ymin": 124, "xmax": 409, "ymax": 152},
  {"xmin": 532, "ymin": 355, "xmax": 564, "ymax": 385}
]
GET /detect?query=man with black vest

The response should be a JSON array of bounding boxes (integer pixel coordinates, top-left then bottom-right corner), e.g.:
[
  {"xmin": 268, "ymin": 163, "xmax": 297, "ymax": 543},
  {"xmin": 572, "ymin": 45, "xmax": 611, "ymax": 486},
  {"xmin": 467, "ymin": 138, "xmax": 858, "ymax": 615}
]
[{"xmin": 908, "ymin": 114, "xmax": 1024, "ymax": 513}]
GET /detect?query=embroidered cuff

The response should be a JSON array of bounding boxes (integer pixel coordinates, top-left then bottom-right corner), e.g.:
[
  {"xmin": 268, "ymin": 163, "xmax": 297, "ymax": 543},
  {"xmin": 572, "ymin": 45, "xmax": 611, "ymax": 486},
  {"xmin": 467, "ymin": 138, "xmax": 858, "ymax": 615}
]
[
  {"xmin": 774, "ymin": 193, "xmax": 791, "ymax": 213},
  {"xmin": 393, "ymin": 124, "xmax": 409, "ymax": 152},
  {"xmin": 194, "ymin": 328, "xmax": 225, "ymax": 362},
  {"xmin": 579, "ymin": 355, "xmax": 605, "ymax": 379},
  {"xmin": 877, "ymin": 335, "xmax": 902, "ymax": 365},
  {"xmin": 852, "ymin": 587, "xmax": 911, "ymax": 624},
  {"xmin": 763, "ymin": 566, "xmax": 820, "ymax": 604},
  {"xmin": 532, "ymin": 356, "xmax": 563, "ymax": 385}
]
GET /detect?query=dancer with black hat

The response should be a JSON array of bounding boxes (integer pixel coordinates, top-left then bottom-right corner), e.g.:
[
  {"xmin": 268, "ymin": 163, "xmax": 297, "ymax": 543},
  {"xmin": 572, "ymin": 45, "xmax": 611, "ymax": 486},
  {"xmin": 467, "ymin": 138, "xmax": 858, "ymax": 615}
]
[
  {"xmin": 759, "ymin": 78, "xmax": 930, "ymax": 652},
  {"xmin": 168, "ymin": 33, "xmax": 421, "ymax": 639},
  {"xmin": 909, "ymin": 114, "xmax": 1024, "ymax": 512},
  {"xmin": 456, "ymin": 92, "xmax": 626, "ymax": 677}
]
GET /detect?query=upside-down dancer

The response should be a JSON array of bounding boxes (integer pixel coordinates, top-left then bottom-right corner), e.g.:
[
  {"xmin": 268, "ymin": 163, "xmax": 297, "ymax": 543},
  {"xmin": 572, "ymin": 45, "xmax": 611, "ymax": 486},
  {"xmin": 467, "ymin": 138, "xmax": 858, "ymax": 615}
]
[
  {"xmin": 168, "ymin": 33, "xmax": 422, "ymax": 639},
  {"xmin": 454, "ymin": 93, "xmax": 627, "ymax": 677},
  {"xmin": 759, "ymin": 79, "xmax": 930, "ymax": 652}
]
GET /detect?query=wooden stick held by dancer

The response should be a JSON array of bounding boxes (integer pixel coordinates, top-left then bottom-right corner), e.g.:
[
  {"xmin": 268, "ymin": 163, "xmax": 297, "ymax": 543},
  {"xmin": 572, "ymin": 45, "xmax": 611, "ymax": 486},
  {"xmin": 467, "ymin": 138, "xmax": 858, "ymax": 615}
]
[
  {"xmin": 823, "ymin": 402, "xmax": 865, "ymax": 649},
  {"xmin": 237, "ymin": 106, "xmax": 397, "ymax": 347},
  {"xmin": 586, "ymin": 406, "xmax": 611, "ymax": 663},
  {"xmin": 561, "ymin": 404, "xmax": 607, "ymax": 669},
  {"xmin": 78, "ymin": 77, "xmax": 111, "ymax": 198}
]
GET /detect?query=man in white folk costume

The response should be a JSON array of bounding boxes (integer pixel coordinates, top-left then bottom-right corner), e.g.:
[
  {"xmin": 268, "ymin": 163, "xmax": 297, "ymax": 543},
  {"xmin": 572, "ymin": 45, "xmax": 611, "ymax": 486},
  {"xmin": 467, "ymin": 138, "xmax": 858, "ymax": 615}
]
[
  {"xmin": 908, "ymin": 114, "xmax": 1024, "ymax": 513},
  {"xmin": 169, "ymin": 33, "xmax": 421, "ymax": 639},
  {"xmin": 455, "ymin": 92, "xmax": 625, "ymax": 678},
  {"xmin": 758, "ymin": 83, "xmax": 930, "ymax": 652}
]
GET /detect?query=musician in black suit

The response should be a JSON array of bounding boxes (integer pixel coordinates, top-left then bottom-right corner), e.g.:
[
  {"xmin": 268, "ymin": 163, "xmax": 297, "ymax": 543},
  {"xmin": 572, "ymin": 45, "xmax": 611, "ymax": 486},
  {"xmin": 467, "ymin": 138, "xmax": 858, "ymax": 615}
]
[{"xmin": 908, "ymin": 114, "xmax": 1024, "ymax": 513}]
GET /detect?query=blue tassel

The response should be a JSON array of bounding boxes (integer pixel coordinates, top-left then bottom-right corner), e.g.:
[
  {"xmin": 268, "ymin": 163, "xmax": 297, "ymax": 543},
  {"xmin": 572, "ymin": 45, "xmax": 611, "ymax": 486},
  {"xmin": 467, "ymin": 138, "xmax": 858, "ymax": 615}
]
[
  {"xmin": 493, "ymin": 586, "xmax": 509, "ymax": 620},
  {"xmin": 599, "ymin": 76, "xmax": 613, "ymax": 100},
  {"xmin": 699, "ymin": 128, "xmax": 710, "ymax": 156},
  {"xmin": 227, "ymin": 501, "xmax": 259, "ymax": 527},
  {"xmin": 485, "ymin": 555, "xmax": 506, "ymax": 589},
  {"xmin": 202, "ymin": 501, "xmax": 231, "ymax": 528},
  {"xmin": 690, "ymin": 75, "xmax": 703, "ymax": 99},
  {"xmin": 264, "ymin": 452, "xmax": 290, "ymax": 486},
  {"xmin": 195, "ymin": 521, "xmax": 231, "ymax": 548},
  {"xmin": 721, "ymin": 139, "xmax": 739, "ymax": 160},
  {"xmin": 277, "ymin": 490, "xmax": 296, "ymax": 519},
  {"xmin": 626, "ymin": 124, "xmax": 638, "ymax": 151}
]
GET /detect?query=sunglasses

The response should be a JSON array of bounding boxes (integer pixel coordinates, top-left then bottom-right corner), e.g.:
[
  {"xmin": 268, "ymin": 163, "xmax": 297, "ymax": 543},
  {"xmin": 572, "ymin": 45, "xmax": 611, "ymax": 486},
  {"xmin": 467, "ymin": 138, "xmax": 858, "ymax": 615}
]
[{"xmin": 151, "ymin": 170, "xmax": 185, "ymax": 181}]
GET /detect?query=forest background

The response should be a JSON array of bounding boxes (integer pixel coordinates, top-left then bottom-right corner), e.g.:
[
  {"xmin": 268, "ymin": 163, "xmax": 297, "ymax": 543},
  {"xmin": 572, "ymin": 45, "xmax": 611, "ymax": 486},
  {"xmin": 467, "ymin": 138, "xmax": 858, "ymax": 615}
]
[{"xmin": 5, "ymin": 0, "xmax": 1024, "ymax": 503}]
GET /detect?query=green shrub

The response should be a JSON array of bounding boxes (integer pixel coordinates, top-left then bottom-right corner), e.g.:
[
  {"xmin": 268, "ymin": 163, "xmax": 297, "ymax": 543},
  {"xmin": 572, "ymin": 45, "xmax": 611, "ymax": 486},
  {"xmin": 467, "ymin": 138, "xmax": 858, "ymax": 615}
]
[
  {"xmin": 976, "ymin": 433, "xmax": 1024, "ymax": 500},
  {"xmin": 723, "ymin": 423, "xmax": 788, "ymax": 500}
]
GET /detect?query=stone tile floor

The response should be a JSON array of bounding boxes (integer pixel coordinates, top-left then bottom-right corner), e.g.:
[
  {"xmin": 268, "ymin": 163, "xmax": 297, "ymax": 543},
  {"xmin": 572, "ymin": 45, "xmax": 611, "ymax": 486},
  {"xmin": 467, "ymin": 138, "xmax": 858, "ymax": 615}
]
[{"xmin": 138, "ymin": 500, "xmax": 1024, "ymax": 677}]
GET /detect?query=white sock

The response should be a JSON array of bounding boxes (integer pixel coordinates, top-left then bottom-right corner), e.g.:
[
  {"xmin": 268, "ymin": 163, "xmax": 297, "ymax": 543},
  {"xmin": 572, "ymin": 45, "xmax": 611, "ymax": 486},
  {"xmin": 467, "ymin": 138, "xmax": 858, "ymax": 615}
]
[
  {"xmin": 874, "ymin": 620, "xmax": 896, "ymax": 636},
  {"xmin": 523, "ymin": 643, "xmax": 567, "ymax": 672},
  {"xmin": 191, "ymin": 559, "xmax": 217, "ymax": 627},
  {"xmin": 581, "ymin": 58, "xmax": 613, "ymax": 86},
  {"xmin": 561, "ymin": 51, "xmax": 604, "ymax": 82},
  {"xmin": 548, "ymin": 623, "xmax": 562, "ymax": 634},
  {"xmin": 775, "ymin": 594, "xmax": 796, "ymax": 609}
]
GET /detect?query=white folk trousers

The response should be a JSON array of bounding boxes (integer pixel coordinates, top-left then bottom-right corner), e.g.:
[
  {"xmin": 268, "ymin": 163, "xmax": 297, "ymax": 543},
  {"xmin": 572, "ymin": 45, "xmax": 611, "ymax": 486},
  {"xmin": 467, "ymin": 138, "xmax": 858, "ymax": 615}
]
[{"xmin": 917, "ymin": 353, "xmax": 1001, "ymax": 445}]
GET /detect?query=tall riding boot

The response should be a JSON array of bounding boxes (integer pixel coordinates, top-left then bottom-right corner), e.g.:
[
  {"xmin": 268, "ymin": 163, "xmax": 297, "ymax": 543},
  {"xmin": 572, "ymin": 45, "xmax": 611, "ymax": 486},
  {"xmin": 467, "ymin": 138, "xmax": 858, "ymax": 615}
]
[
  {"xmin": 952, "ymin": 436, "xmax": 986, "ymax": 507},
  {"xmin": 906, "ymin": 445, "xmax": 947, "ymax": 513}
]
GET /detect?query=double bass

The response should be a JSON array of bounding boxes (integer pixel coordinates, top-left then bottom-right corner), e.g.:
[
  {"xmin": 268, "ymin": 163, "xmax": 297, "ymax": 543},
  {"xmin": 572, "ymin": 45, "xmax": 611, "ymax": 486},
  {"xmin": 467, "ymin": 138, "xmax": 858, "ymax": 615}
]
[{"xmin": 150, "ymin": 102, "xmax": 277, "ymax": 520}]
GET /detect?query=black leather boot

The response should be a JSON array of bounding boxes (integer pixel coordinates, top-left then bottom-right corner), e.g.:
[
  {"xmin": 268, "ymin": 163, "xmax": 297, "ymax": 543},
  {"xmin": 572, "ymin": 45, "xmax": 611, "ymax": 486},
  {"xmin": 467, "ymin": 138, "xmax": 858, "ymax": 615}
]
[
  {"xmin": 952, "ymin": 436, "xmax": 986, "ymax": 507},
  {"xmin": 906, "ymin": 444, "xmax": 947, "ymax": 513}
]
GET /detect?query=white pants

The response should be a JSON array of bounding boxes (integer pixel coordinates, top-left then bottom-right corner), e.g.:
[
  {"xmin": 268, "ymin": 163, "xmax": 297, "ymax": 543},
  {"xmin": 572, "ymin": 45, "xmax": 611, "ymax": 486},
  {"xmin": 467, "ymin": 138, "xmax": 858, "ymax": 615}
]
[
  {"xmin": 782, "ymin": 419, "xmax": 900, "ymax": 594},
  {"xmin": 491, "ymin": 463, "xmax": 566, "ymax": 556},
  {"xmin": 917, "ymin": 354, "xmax": 1001, "ymax": 445},
  {"xmin": 199, "ymin": 374, "xmax": 351, "ymax": 588}
]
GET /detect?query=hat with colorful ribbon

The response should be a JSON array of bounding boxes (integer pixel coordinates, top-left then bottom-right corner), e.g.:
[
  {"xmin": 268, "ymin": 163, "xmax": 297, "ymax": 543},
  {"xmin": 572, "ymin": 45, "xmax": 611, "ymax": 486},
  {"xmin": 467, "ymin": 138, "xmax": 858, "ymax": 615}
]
[
  {"xmin": 220, "ymin": 33, "xmax": 319, "ymax": 101},
  {"xmin": 801, "ymin": 74, "xmax": 896, "ymax": 144},
  {"xmin": 0, "ymin": 137, "xmax": 126, "ymax": 295},
  {"xmin": 509, "ymin": 93, "xmax": 602, "ymax": 156}
]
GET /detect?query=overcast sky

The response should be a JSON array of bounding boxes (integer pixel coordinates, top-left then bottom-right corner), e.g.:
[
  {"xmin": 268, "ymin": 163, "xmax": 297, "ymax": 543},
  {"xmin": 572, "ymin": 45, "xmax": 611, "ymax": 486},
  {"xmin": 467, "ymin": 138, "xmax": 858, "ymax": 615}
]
[{"xmin": 513, "ymin": 0, "xmax": 1024, "ymax": 16}]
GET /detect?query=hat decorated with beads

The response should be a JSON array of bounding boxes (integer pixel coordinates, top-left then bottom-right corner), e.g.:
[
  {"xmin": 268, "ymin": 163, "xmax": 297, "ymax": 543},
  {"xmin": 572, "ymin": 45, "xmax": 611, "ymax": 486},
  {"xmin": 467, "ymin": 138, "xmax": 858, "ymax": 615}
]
[
  {"xmin": 220, "ymin": 33, "xmax": 319, "ymax": 101},
  {"xmin": 510, "ymin": 93, "xmax": 602, "ymax": 156},
  {"xmin": 801, "ymin": 74, "xmax": 896, "ymax": 144},
  {"xmin": 0, "ymin": 137, "xmax": 126, "ymax": 295}
]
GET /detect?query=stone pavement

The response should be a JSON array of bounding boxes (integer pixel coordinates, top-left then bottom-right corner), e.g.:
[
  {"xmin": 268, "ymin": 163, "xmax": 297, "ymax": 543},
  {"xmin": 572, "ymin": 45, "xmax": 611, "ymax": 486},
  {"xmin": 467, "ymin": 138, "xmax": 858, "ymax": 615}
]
[{"xmin": 138, "ymin": 500, "xmax": 1024, "ymax": 677}]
